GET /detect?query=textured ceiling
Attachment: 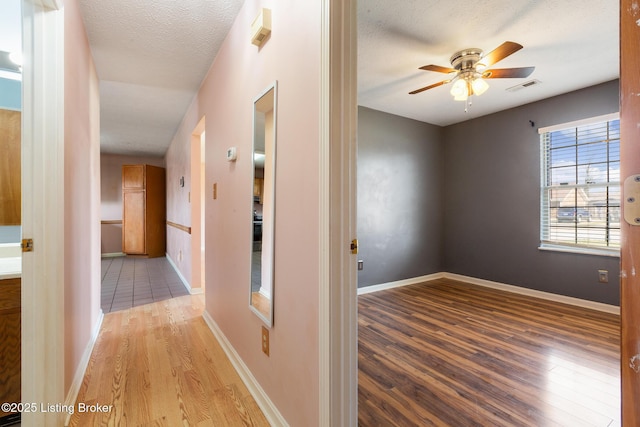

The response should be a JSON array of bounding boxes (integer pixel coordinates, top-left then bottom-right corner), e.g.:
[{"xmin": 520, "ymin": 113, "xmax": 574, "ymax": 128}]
[
  {"xmin": 358, "ymin": 0, "xmax": 619, "ymax": 126},
  {"xmin": 79, "ymin": 0, "xmax": 244, "ymax": 156},
  {"xmin": 79, "ymin": 0, "xmax": 619, "ymax": 157}
]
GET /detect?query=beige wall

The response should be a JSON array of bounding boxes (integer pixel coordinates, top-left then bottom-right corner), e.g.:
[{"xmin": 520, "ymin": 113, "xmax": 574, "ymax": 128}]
[
  {"xmin": 100, "ymin": 153, "xmax": 164, "ymax": 254},
  {"xmin": 164, "ymin": 0, "xmax": 321, "ymax": 423},
  {"xmin": 63, "ymin": 0, "xmax": 101, "ymax": 393}
]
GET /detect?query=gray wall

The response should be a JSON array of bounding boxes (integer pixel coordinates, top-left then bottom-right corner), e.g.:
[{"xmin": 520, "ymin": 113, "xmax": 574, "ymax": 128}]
[
  {"xmin": 357, "ymin": 107, "xmax": 444, "ymax": 287},
  {"xmin": 443, "ymin": 80, "xmax": 620, "ymax": 305}
]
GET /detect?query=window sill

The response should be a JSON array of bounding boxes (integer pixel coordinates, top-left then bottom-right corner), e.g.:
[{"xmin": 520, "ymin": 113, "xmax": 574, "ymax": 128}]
[{"xmin": 538, "ymin": 244, "xmax": 620, "ymax": 258}]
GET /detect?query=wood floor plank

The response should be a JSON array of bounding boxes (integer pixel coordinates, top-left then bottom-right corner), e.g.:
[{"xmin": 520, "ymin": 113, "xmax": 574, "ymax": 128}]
[
  {"xmin": 358, "ymin": 279, "xmax": 621, "ymax": 426},
  {"xmin": 69, "ymin": 295, "xmax": 269, "ymax": 427}
]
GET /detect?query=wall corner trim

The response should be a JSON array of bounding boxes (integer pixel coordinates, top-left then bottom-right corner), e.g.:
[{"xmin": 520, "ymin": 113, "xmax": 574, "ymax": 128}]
[
  {"xmin": 101, "ymin": 252, "xmax": 125, "ymax": 259},
  {"xmin": 165, "ymin": 252, "xmax": 201, "ymax": 294},
  {"xmin": 358, "ymin": 272, "xmax": 620, "ymax": 315},
  {"xmin": 201, "ymin": 310, "xmax": 288, "ymax": 426},
  {"xmin": 63, "ymin": 310, "xmax": 104, "ymax": 426},
  {"xmin": 444, "ymin": 273, "xmax": 620, "ymax": 315},
  {"xmin": 357, "ymin": 273, "xmax": 446, "ymax": 295}
]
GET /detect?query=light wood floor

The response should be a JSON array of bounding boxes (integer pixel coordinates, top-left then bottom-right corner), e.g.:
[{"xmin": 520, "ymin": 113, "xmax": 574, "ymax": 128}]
[
  {"xmin": 358, "ymin": 279, "xmax": 621, "ymax": 426},
  {"xmin": 69, "ymin": 295, "xmax": 269, "ymax": 426}
]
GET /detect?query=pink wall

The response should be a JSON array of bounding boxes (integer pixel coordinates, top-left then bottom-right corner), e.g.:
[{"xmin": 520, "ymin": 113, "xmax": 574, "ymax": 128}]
[
  {"xmin": 165, "ymin": 103, "xmax": 197, "ymax": 285},
  {"xmin": 100, "ymin": 153, "xmax": 164, "ymax": 254},
  {"xmin": 164, "ymin": 0, "xmax": 321, "ymax": 423},
  {"xmin": 63, "ymin": 0, "xmax": 101, "ymax": 394}
]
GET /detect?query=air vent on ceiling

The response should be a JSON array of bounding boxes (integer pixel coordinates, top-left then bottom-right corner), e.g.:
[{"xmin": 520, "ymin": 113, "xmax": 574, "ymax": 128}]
[{"xmin": 506, "ymin": 79, "xmax": 541, "ymax": 92}]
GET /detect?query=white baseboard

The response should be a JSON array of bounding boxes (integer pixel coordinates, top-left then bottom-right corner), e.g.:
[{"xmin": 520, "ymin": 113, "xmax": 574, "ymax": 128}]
[
  {"xmin": 101, "ymin": 252, "xmax": 125, "ymax": 258},
  {"xmin": 201, "ymin": 310, "xmax": 288, "ymax": 426},
  {"xmin": 64, "ymin": 309, "xmax": 104, "ymax": 426},
  {"xmin": 443, "ymin": 272, "xmax": 620, "ymax": 315},
  {"xmin": 165, "ymin": 252, "xmax": 203, "ymax": 294},
  {"xmin": 357, "ymin": 273, "xmax": 445, "ymax": 295},
  {"xmin": 358, "ymin": 272, "xmax": 620, "ymax": 315}
]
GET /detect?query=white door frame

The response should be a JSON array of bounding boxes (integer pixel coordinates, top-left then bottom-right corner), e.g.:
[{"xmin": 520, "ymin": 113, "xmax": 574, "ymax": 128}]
[
  {"xmin": 21, "ymin": 0, "xmax": 65, "ymax": 425},
  {"xmin": 320, "ymin": 0, "xmax": 358, "ymax": 424}
]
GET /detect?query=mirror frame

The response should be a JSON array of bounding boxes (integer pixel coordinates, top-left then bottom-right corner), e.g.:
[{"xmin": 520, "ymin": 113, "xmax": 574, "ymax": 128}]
[{"xmin": 249, "ymin": 80, "xmax": 277, "ymax": 327}]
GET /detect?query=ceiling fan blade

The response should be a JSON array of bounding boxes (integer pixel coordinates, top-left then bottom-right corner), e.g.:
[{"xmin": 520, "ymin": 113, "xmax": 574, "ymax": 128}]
[
  {"xmin": 419, "ymin": 64, "xmax": 456, "ymax": 74},
  {"xmin": 409, "ymin": 80, "xmax": 449, "ymax": 95},
  {"xmin": 482, "ymin": 67, "xmax": 535, "ymax": 79},
  {"xmin": 480, "ymin": 41, "xmax": 523, "ymax": 67}
]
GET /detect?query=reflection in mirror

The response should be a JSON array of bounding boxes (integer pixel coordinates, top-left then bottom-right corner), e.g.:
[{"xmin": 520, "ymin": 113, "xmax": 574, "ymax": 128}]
[{"xmin": 250, "ymin": 81, "xmax": 277, "ymax": 327}]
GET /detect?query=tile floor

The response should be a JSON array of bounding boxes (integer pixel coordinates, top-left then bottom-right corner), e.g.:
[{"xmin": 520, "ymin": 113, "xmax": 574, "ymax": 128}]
[{"xmin": 101, "ymin": 256, "xmax": 190, "ymax": 313}]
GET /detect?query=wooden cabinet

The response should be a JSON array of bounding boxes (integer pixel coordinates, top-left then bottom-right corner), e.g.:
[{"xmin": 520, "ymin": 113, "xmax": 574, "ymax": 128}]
[
  {"xmin": 254, "ymin": 178, "xmax": 264, "ymax": 204},
  {"xmin": 122, "ymin": 165, "xmax": 166, "ymax": 257},
  {"xmin": 0, "ymin": 278, "xmax": 20, "ymax": 419},
  {"xmin": 0, "ymin": 109, "xmax": 21, "ymax": 225}
]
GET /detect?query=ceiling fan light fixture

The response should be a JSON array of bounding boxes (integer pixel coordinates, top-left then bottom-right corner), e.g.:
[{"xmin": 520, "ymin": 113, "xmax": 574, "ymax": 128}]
[
  {"xmin": 450, "ymin": 78, "xmax": 467, "ymax": 98},
  {"xmin": 471, "ymin": 77, "xmax": 489, "ymax": 96},
  {"xmin": 410, "ymin": 41, "xmax": 533, "ymax": 108},
  {"xmin": 453, "ymin": 92, "xmax": 468, "ymax": 102}
]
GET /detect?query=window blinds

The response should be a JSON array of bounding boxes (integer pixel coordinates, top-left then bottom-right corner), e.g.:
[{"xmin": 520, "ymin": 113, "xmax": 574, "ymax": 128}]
[{"xmin": 540, "ymin": 114, "xmax": 620, "ymax": 252}]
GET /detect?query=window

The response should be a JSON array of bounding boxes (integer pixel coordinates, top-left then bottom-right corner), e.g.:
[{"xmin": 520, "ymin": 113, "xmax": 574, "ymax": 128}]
[{"xmin": 540, "ymin": 113, "xmax": 620, "ymax": 255}]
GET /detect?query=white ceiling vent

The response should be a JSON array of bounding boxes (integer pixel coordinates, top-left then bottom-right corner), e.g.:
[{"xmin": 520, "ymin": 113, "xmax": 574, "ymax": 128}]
[{"xmin": 506, "ymin": 79, "xmax": 542, "ymax": 92}]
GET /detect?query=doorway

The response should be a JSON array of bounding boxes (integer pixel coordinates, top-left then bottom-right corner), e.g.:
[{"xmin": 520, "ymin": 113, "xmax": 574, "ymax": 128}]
[{"xmin": 191, "ymin": 117, "xmax": 206, "ymax": 292}]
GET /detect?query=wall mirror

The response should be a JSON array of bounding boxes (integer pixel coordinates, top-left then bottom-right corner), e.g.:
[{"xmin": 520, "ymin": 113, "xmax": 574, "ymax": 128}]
[{"xmin": 250, "ymin": 81, "xmax": 277, "ymax": 327}]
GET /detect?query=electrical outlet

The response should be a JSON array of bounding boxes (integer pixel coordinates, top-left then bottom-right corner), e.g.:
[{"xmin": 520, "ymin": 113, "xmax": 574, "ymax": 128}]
[
  {"xmin": 261, "ymin": 326, "xmax": 270, "ymax": 356},
  {"xmin": 598, "ymin": 270, "xmax": 609, "ymax": 283}
]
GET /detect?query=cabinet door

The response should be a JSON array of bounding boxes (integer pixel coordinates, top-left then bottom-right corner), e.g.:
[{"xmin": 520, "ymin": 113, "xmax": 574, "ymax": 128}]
[
  {"xmin": 0, "ymin": 278, "xmax": 20, "ymax": 417},
  {"xmin": 254, "ymin": 178, "xmax": 264, "ymax": 203},
  {"xmin": 0, "ymin": 109, "xmax": 21, "ymax": 225},
  {"xmin": 123, "ymin": 190, "xmax": 146, "ymax": 254},
  {"xmin": 122, "ymin": 165, "xmax": 145, "ymax": 190}
]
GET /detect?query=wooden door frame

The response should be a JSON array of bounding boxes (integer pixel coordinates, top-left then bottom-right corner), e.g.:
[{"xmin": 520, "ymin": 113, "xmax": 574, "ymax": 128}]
[
  {"xmin": 21, "ymin": 0, "xmax": 66, "ymax": 425},
  {"xmin": 620, "ymin": 0, "xmax": 640, "ymax": 424}
]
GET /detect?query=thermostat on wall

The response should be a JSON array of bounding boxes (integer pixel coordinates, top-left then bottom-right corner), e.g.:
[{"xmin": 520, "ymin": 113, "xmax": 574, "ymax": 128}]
[{"xmin": 226, "ymin": 147, "xmax": 237, "ymax": 162}]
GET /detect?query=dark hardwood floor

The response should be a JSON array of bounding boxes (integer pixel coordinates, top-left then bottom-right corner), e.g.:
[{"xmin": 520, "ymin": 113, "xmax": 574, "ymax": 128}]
[{"xmin": 358, "ymin": 279, "xmax": 620, "ymax": 427}]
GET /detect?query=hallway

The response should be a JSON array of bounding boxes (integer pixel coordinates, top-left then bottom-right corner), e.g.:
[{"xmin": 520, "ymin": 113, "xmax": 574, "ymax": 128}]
[
  {"xmin": 70, "ymin": 294, "xmax": 269, "ymax": 426},
  {"xmin": 101, "ymin": 257, "xmax": 190, "ymax": 313}
]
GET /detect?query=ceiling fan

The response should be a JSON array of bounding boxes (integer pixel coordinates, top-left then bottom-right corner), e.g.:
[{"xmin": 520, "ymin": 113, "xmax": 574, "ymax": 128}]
[{"xmin": 409, "ymin": 41, "xmax": 535, "ymax": 101}]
